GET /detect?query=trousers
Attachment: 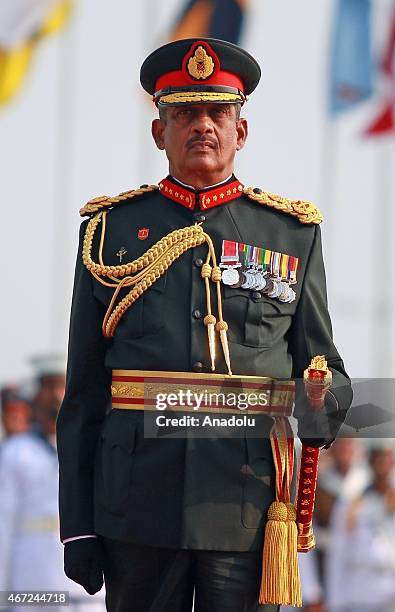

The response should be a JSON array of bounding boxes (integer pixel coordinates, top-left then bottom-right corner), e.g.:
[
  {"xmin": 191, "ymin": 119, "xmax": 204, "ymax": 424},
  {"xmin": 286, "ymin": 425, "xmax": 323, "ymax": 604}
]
[{"xmin": 100, "ymin": 537, "xmax": 280, "ymax": 612}]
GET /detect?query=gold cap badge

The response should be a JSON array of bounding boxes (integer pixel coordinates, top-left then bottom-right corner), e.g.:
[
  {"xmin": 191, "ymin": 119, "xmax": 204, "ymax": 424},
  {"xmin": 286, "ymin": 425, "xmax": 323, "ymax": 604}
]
[{"xmin": 187, "ymin": 45, "xmax": 215, "ymax": 80}]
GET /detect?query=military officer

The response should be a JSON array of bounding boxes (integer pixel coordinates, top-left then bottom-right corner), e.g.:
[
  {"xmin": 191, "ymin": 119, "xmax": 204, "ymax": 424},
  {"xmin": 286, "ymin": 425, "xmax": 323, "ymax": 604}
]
[
  {"xmin": 56, "ymin": 38, "xmax": 352, "ymax": 611},
  {"xmin": 0, "ymin": 355, "xmax": 105, "ymax": 612},
  {"xmin": 326, "ymin": 442, "xmax": 395, "ymax": 612}
]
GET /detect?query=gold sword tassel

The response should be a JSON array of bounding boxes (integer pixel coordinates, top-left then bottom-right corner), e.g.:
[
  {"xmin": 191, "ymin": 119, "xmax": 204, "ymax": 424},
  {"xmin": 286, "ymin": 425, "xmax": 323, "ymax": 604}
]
[
  {"xmin": 203, "ymin": 232, "xmax": 233, "ymax": 376},
  {"xmin": 201, "ymin": 261, "xmax": 217, "ymax": 371}
]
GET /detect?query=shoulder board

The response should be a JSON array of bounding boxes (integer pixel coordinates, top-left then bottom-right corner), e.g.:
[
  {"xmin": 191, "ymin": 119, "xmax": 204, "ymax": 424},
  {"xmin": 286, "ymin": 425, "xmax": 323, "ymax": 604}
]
[
  {"xmin": 243, "ymin": 187, "xmax": 323, "ymax": 225},
  {"xmin": 79, "ymin": 184, "xmax": 159, "ymax": 217}
]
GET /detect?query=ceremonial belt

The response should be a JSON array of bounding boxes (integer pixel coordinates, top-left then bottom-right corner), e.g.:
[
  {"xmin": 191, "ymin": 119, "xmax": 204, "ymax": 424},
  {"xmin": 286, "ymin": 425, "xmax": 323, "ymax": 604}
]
[{"xmin": 110, "ymin": 369, "xmax": 295, "ymax": 415}]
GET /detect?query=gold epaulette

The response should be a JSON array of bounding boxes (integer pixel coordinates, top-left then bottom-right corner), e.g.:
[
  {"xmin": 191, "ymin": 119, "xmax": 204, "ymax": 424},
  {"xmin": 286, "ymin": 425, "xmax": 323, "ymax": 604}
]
[
  {"xmin": 243, "ymin": 187, "xmax": 323, "ymax": 225},
  {"xmin": 79, "ymin": 184, "xmax": 159, "ymax": 217}
]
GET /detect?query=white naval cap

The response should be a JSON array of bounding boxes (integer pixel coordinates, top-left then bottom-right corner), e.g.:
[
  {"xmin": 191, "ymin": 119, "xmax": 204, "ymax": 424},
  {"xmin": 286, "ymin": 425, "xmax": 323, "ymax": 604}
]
[
  {"xmin": 364, "ymin": 438, "xmax": 395, "ymax": 453},
  {"xmin": 29, "ymin": 353, "xmax": 67, "ymax": 378}
]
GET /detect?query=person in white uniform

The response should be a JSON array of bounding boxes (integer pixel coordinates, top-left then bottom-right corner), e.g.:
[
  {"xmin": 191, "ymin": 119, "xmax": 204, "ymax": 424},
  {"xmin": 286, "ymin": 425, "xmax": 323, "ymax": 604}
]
[
  {"xmin": 0, "ymin": 355, "xmax": 105, "ymax": 612},
  {"xmin": 326, "ymin": 441, "xmax": 395, "ymax": 612}
]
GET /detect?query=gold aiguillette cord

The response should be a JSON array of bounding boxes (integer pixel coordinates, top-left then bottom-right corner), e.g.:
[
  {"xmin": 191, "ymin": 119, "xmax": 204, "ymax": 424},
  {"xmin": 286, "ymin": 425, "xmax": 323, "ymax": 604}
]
[{"xmin": 82, "ymin": 212, "xmax": 233, "ymax": 374}]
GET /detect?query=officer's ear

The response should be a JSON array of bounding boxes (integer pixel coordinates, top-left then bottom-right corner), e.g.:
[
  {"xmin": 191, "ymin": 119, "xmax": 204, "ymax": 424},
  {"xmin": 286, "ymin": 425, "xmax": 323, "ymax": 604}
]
[
  {"xmin": 152, "ymin": 119, "xmax": 166, "ymax": 150},
  {"xmin": 236, "ymin": 117, "xmax": 248, "ymax": 151}
]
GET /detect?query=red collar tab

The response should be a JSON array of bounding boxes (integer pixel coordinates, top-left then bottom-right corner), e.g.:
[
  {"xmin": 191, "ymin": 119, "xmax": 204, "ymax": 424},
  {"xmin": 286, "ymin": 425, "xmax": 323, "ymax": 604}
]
[
  {"xmin": 159, "ymin": 178, "xmax": 196, "ymax": 209},
  {"xmin": 200, "ymin": 180, "xmax": 244, "ymax": 210},
  {"xmin": 158, "ymin": 177, "xmax": 244, "ymax": 210}
]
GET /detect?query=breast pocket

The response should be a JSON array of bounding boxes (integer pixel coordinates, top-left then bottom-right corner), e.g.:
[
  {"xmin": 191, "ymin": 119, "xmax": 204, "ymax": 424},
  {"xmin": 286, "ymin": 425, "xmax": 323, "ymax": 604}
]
[
  {"xmin": 93, "ymin": 272, "xmax": 168, "ymax": 338},
  {"xmin": 222, "ymin": 285, "xmax": 293, "ymax": 348},
  {"xmin": 98, "ymin": 413, "xmax": 138, "ymax": 515}
]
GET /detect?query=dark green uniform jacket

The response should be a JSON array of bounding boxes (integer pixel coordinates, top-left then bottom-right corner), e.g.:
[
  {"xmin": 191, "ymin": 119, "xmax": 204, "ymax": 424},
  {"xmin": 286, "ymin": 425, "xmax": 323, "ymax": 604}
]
[{"xmin": 56, "ymin": 175, "xmax": 351, "ymax": 552}]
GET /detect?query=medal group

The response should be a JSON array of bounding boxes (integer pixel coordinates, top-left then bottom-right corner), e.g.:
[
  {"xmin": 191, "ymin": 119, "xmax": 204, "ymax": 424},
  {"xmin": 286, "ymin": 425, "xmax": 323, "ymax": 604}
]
[{"xmin": 220, "ymin": 240, "xmax": 299, "ymax": 303}]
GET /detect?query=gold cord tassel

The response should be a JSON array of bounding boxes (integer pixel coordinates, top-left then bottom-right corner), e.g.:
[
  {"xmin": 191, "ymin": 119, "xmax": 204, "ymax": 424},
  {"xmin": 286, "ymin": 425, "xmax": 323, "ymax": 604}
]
[
  {"xmin": 260, "ymin": 421, "xmax": 302, "ymax": 607},
  {"xmin": 211, "ymin": 263, "xmax": 232, "ymax": 376},
  {"xmin": 201, "ymin": 262, "xmax": 217, "ymax": 371},
  {"xmin": 286, "ymin": 503, "xmax": 302, "ymax": 606},
  {"xmin": 204, "ymin": 315, "xmax": 216, "ymax": 371},
  {"xmin": 259, "ymin": 501, "xmax": 288, "ymax": 604},
  {"xmin": 259, "ymin": 501, "xmax": 301, "ymax": 606},
  {"xmin": 216, "ymin": 321, "xmax": 232, "ymax": 375}
]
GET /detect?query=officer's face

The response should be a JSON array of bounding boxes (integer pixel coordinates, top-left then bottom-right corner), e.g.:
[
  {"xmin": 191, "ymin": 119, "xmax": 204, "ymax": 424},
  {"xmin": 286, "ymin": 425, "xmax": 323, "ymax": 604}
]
[{"xmin": 152, "ymin": 103, "xmax": 248, "ymax": 184}]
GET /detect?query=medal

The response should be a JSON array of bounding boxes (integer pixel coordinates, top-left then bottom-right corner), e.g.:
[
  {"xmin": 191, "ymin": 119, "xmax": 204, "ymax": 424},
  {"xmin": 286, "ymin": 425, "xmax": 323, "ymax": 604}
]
[
  {"xmin": 222, "ymin": 267, "xmax": 240, "ymax": 286},
  {"xmin": 267, "ymin": 279, "xmax": 281, "ymax": 298},
  {"xmin": 262, "ymin": 278, "xmax": 274, "ymax": 295},
  {"xmin": 220, "ymin": 240, "xmax": 241, "ymax": 285},
  {"xmin": 240, "ymin": 247, "xmax": 258, "ymax": 289},
  {"xmin": 241, "ymin": 265, "xmax": 256, "ymax": 289},
  {"xmin": 220, "ymin": 239, "xmax": 299, "ymax": 302},
  {"xmin": 253, "ymin": 265, "xmax": 267, "ymax": 290},
  {"xmin": 288, "ymin": 255, "xmax": 299, "ymax": 284},
  {"xmin": 278, "ymin": 283, "xmax": 296, "ymax": 303},
  {"xmin": 286, "ymin": 287, "xmax": 296, "ymax": 303},
  {"xmin": 254, "ymin": 274, "xmax": 267, "ymax": 290},
  {"xmin": 277, "ymin": 281, "xmax": 289, "ymax": 300}
]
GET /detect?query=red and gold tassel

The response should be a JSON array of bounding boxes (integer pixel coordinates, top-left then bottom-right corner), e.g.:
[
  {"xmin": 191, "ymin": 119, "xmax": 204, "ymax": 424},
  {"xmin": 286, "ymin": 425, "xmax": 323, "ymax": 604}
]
[{"xmin": 259, "ymin": 418, "xmax": 302, "ymax": 607}]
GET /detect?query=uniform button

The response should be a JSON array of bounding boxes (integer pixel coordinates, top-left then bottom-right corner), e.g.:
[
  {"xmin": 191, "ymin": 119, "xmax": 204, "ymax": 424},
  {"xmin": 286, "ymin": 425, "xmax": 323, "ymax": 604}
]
[
  {"xmin": 192, "ymin": 309, "xmax": 203, "ymax": 319},
  {"xmin": 194, "ymin": 214, "xmax": 206, "ymax": 222},
  {"xmin": 194, "ymin": 258, "xmax": 204, "ymax": 268},
  {"xmin": 192, "ymin": 361, "xmax": 203, "ymax": 372},
  {"xmin": 253, "ymin": 188, "xmax": 262, "ymax": 194},
  {"xmin": 252, "ymin": 291, "xmax": 262, "ymax": 300},
  {"xmin": 140, "ymin": 184, "xmax": 149, "ymax": 188}
]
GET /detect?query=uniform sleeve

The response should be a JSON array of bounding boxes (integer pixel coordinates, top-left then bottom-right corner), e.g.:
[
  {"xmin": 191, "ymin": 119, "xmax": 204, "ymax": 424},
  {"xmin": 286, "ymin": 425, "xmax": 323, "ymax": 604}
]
[
  {"xmin": 56, "ymin": 220, "xmax": 111, "ymax": 542},
  {"xmin": 0, "ymin": 442, "xmax": 20, "ymax": 590},
  {"xmin": 325, "ymin": 498, "xmax": 353, "ymax": 609},
  {"xmin": 289, "ymin": 224, "xmax": 352, "ymax": 447}
]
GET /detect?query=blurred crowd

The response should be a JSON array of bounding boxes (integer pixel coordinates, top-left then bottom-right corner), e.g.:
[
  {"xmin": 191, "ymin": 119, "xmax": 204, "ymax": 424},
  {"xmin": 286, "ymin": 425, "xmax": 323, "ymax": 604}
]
[
  {"xmin": 0, "ymin": 355, "xmax": 105, "ymax": 611},
  {"xmin": 295, "ymin": 438, "xmax": 395, "ymax": 612},
  {"xmin": 1, "ymin": 363, "xmax": 395, "ymax": 611}
]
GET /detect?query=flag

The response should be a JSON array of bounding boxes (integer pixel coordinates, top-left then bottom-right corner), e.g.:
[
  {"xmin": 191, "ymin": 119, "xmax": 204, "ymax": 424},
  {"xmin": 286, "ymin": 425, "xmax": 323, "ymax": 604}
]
[
  {"xmin": 364, "ymin": 8, "xmax": 395, "ymax": 136},
  {"xmin": 0, "ymin": 0, "xmax": 73, "ymax": 106},
  {"xmin": 364, "ymin": 103, "xmax": 394, "ymax": 135},
  {"xmin": 329, "ymin": 0, "xmax": 375, "ymax": 115},
  {"xmin": 170, "ymin": 0, "xmax": 249, "ymax": 45}
]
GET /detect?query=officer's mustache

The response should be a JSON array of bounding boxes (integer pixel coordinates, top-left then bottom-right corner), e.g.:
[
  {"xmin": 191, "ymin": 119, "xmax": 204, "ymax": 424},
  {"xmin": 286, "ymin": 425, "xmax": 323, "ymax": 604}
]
[{"xmin": 186, "ymin": 135, "xmax": 218, "ymax": 150}]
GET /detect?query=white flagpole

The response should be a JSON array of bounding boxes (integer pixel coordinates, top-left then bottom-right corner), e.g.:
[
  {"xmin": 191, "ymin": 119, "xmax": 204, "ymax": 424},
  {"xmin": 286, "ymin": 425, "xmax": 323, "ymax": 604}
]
[
  {"xmin": 49, "ymin": 9, "xmax": 76, "ymax": 354},
  {"xmin": 138, "ymin": 0, "xmax": 163, "ymax": 185},
  {"xmin": 369, "ymin": 0, "xmax": 395, "ymax": 377},
  {"xmin": 371, "ymin": 136, "xmax": 395, "ymax": 377},
  {"xmin": 319, "ymin": 0, "xmax": 339, "ymax": 291}
]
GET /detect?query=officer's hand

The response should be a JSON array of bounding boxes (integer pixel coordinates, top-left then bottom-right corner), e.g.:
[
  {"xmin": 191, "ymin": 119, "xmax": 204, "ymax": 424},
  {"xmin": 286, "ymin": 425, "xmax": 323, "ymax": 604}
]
[{"xmin": 64, "ymin": 538, "xmax": 105, "ymax": 595}]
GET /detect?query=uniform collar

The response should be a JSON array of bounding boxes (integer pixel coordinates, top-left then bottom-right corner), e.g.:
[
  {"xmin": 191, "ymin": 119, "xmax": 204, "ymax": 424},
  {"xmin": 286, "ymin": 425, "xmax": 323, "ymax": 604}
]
[{"xmin": 158, "ymin": 174, "xmax": 244, "ymax": 210}]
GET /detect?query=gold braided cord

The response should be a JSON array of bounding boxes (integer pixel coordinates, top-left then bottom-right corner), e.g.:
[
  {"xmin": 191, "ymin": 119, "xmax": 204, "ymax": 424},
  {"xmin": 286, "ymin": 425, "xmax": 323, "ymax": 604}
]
[
  {"xmin": 79, "ymin": 185, "xmax": 158, "ymax": 217},
  {"xmin": 83, "ymin": 214, "xmax": 207, "ymax": 336},
  {"xmin": 82, "ymin": 212, "xmax": 233, "ymax": 373},
  {"xmin": 82, "ymin": 212, "xmax": 204, "ymax": 282},
  {"xmin": 158, "ymin": 92, "xmax": 243, "ymax": 104},
  {"xmin": 103, "ymin": 232, "xmax": 206, "ymax": 337},
  {"xmin": 243, "ymin": 187, "xmax": 323, "ymax": 225},
  {"xmin": 99, "ymin": 211, "xmax": 118, "ymax": 284}
]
